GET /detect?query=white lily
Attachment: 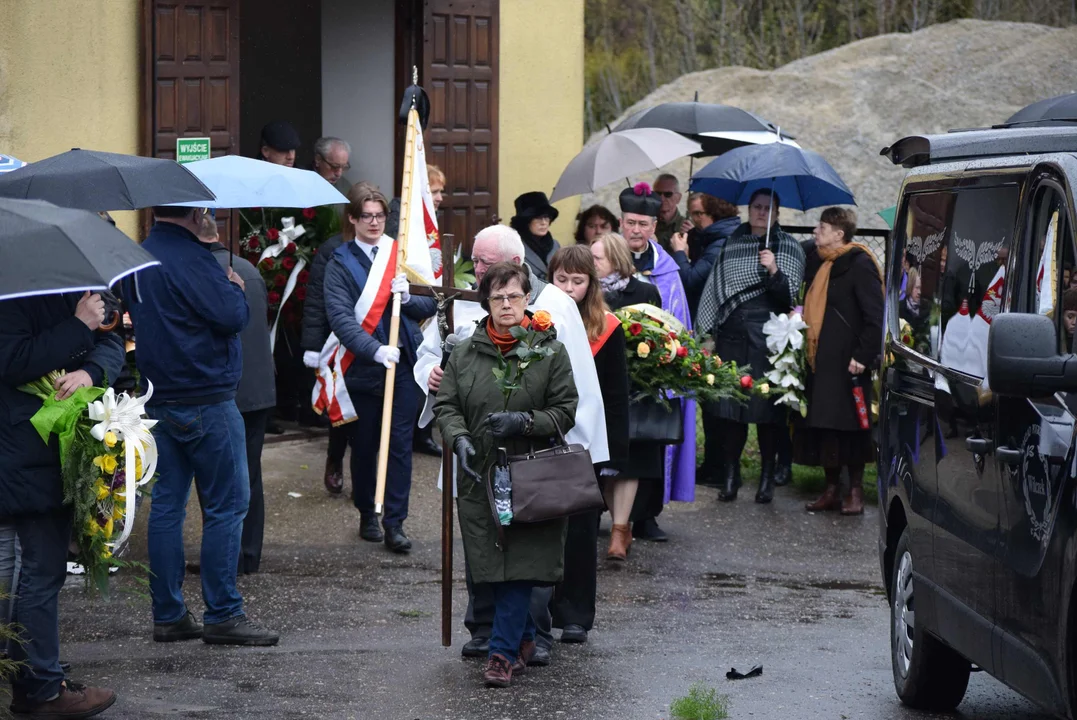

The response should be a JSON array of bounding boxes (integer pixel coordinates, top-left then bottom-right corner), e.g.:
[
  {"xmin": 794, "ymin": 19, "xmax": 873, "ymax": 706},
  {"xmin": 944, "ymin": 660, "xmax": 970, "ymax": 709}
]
[
  {"xmin": 763, "ymin": 312, "xmax": 808, "ymax": 355},
  {"xmin": 87, "ymin": 381, "xmax": 159, "ymax": 549}
]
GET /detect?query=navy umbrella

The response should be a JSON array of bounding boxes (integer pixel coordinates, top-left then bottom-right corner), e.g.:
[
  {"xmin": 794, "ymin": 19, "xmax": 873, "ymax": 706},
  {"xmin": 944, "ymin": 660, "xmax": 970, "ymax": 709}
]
[
  {"xmin": 0, "ymin": 198, "xmax": 159, "ymax": 302},
  {"xmin": 1002, "ymin": 93, "xmax": 1077, "ymax": 128},
  {"xmin": 0, "ymin": 148, "xmax": 215, "ymax": 211},
  {"xmin": 613, "ymin": 102, "xmax": 791, "ymax": 157}
]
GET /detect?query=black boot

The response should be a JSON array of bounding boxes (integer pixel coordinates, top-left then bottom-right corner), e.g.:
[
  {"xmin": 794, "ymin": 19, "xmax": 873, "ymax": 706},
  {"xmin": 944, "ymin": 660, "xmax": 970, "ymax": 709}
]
[
  {"xmin": 773, "ymin": 463, "xmax": 792, "ymax": 487},
  {"xmin": 756, "ymin": 461, "xmax": 776, "ymax": 504},
  {"xmin": 718, "ymin": 464, "xmax": 740, "ymax": 502}
]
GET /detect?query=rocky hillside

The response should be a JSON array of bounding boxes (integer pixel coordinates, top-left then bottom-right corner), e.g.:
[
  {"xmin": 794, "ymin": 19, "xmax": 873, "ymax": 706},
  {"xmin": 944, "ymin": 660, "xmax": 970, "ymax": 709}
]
[{"xmin": 581, "ymin": 19, "xmax": 1077, "ymax": 229}]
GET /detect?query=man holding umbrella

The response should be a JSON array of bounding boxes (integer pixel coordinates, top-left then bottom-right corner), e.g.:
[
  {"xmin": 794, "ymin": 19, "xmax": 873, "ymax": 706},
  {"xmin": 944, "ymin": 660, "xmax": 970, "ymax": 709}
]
[{"xmin": 0, "ymin": 289, "xmax": 123, "ymax": 716}]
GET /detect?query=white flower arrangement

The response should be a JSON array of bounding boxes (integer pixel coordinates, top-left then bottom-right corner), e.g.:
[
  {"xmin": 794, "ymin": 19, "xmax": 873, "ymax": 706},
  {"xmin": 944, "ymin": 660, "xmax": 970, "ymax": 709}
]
[{"xmin": 760, "ymin": 312, "xmax": 810, "ymax": 417}]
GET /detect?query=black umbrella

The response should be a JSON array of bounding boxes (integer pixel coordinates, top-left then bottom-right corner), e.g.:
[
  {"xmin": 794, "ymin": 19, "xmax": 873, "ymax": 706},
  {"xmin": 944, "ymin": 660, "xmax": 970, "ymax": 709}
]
[
  {"xmin": 0, "ymin": 198, "xmax": 159, "ymax": 302},
  {"xmin": 0, "ymin": 148, "xmax": 215, "ymax": 211},
  {"xmin": 612, "ymin": 102, "xmax": 791, "ymax": 157},
  {"xmin": 1002, "ymin": 93, "xmax": 1077, "ymax": 127}
]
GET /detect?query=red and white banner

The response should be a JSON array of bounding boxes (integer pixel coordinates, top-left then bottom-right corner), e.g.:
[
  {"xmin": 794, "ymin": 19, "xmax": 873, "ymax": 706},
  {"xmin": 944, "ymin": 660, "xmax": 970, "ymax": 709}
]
[
  {"xmin": 312, "ymin": 234, "xmax": 398, "ymax": 425},
  {"xmin": 401, "ymin": 108, "xmax": 439, "ymax": 283}
]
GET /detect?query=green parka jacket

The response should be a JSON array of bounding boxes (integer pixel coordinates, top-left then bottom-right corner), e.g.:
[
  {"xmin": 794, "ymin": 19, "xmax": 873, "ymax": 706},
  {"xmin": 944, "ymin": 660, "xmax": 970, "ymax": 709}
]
[{"xmin": 433, "ymin": 317, "xmax": 578, "ymax": 585}]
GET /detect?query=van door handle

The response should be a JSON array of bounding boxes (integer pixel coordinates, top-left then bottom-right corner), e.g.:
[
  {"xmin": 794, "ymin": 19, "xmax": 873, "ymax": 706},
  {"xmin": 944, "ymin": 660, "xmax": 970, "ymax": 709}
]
[
  {"xmin": 996, "ymin": 446, "xmax": 1022, "ymax": 465},
  {"xmin": 965, "ymin": 437, "xmax": 993, "ymax": 454}
]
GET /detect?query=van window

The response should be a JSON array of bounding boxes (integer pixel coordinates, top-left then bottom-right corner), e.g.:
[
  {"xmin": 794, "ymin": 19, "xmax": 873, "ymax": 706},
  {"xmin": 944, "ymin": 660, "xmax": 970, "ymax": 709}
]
[
  {"xmin": 1027, "ymin": 183, "xmax": 1076, "ymax": 352},
  {"xmin": 893, "ymin": 193, "xmax": 953, "ymax": 363},
  {"xmin": 937, "ymin": 186, "xmax": 1018, "ymax": 379}
]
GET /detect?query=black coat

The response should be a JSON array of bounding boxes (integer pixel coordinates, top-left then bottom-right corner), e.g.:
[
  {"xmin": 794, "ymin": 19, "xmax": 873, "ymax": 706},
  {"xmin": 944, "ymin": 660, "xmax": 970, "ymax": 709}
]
[
  {"xmin": 301, "ymin": 233, "xmax": 344, "ymax": 352},
  {"xmin": 593, "ymin": 321, "xmax": 630, "ymax": 473},
  {"xmin": 0, "ymin": 295, "xmax": 125, "ymax": 519},
  {"xmin": 603, "ymin": 277, "xmax": 662, "ymax": 311},
  {"xmin": 803, "ymin": 247, "xmax": 884, "ymax": 432}
]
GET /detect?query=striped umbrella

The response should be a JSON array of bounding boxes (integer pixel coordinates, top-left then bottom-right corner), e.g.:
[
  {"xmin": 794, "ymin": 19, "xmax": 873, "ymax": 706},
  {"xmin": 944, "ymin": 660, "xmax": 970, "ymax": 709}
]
[{"xmin": 0, "ymin": 154, "xmax": 26, "ymax": 173}]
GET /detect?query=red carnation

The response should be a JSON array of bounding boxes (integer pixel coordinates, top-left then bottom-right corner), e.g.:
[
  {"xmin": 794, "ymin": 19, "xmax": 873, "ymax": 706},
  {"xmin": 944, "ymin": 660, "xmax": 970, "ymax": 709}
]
[
  {"xmin": 274, "ymin": 274, "xmax": 287, "ymax": 288},
  {"xmin": 267, "ymin": 291, "xmax": 281, "ymax": 305},
  {"xmin": 260, "ymin": 257, "xmax": 275, "ymax": 271},
  {"xmin": 267, "ymin": 227, "xmax": 280, "ymax": 241},
  {"xmin": 284, "ymin": 243, "xmax": 297, "ymax": 255},
  {"xmin": 701, "ymin": 349, "xmax": 711, "ymax": 357},
  {"xmin": 281, "ymin": 256, "xmax": 297, "ymax": 271},
  {"xmin": 676, "ymin": 346, "xmax": 688, "ymax": 358},
  {"xmin": 629, "ymin": 322, "xmax": 643, "ymax": 336},
  {"xmin": 298, "ymin": 270, "xmax": 310, "ymax": 284},
  {"xmin": 295, "ymin": 287, "xmax": 307, "ymax": 301},
  {"xmin": 668, "ymin": 331, "xmax": 677, "ymax": 339},
  {"xmin": 739, "ymin": 375, "xmax": 754, "ymax": 389},
  {"xmin": 646, "ymin": 339, "xmax": 656, "ymax": 349},
  {"xmin": 302, "ymin": 207, "xmax": 316, "ymax": 220},
  {"xmin": 248, "ymin": 236, "xmax": 263, "ymax": 251}
]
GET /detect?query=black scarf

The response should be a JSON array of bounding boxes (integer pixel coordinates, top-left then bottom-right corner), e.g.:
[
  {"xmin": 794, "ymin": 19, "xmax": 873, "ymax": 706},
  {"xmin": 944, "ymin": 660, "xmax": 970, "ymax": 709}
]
[{"xmin": 520, "ymin": 227, "xmax": 555, "ymax": 260}]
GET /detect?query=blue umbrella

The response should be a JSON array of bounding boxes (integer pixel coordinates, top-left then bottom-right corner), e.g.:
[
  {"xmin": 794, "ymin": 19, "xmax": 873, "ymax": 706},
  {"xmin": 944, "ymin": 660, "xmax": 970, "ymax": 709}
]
[
  {"xmin": 168, "ymin": 155, "xmax": 348, "ymax": 209},
  {"xmin": 689, "ymin": 142, "xmax": 855, "ymax": 210}
]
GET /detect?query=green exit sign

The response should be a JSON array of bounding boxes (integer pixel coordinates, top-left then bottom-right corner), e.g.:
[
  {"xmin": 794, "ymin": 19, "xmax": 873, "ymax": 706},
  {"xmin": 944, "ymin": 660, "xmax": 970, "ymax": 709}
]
[{"xmin": 176, "ymin": 137, "xmax": 211, "ymax": 164}]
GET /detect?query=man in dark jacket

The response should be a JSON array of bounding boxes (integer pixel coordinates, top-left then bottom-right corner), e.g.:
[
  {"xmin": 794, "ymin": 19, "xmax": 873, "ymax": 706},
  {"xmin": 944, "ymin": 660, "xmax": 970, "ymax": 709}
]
[
  {"xmin": 0, "ymin": 291, "xmax": 123, "ymax": 716},
  {"xmin": 205, "ymin": 216, "xmax": 276, "ymax": 575},
  {"xmin": 126, "ymin": 206, "xmax": 278, "ymax": 646},
  {"xmin": 323, "ymin": 187, "xmax": 436, "ymax": 553}
]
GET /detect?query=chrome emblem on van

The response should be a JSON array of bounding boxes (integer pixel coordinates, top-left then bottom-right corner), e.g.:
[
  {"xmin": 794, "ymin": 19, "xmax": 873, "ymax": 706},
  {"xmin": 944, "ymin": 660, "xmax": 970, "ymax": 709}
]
[{"xmin": 1020, "ymin": 424, "xmax": 1053, "ymax": 543}]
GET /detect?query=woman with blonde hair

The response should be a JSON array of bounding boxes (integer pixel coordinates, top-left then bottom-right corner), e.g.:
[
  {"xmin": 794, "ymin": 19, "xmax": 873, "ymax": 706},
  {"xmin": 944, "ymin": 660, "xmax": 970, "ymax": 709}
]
[{"xmin": 548, "ymin": 245, "xmax": 629, "ymax": 642}]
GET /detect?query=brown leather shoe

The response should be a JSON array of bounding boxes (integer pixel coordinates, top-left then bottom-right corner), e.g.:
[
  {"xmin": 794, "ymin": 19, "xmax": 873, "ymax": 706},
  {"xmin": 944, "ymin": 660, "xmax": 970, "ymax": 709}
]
[
  {"xmin": 805, "ymin": 483, "xmax": 842, "ymax": 512},
  {"xmin": 841, "ymin": 487, "xmax": 865, "ymax": 515},
  {"xmin": 323, "ymin": 459, "xmax": 344, "ymax": 495},
  {"xmin": 483, "ymin": 654, "xmax": 513, "ymax": 688},
  {"xmin": 14, "ymin": 681, "xmax": 117, "ymax": 718},
  {"xmin": 511, "ymin": 639, "xmax": 535, "ymax": 674},
  {"xmin": 607, "ymin": 523, "xmax": 630, "ymax": 561}
]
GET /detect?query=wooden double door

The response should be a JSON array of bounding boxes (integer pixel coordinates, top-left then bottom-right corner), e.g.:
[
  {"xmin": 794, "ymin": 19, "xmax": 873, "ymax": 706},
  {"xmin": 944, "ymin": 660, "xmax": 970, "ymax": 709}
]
[{"xmin": 143, "ymin": 0, "xmax": 499, "ymax": 253}]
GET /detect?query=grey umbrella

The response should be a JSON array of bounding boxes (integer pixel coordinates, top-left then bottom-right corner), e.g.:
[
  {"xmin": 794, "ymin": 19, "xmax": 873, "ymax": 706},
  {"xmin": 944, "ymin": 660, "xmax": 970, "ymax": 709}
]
[
  {"xmin": 0, "ymin": 148, "xmax": 214, "ymax": 211},
  {"xmin": 0, "ymin": 198, "xmax": 159, "ymax": 302},
  {"xmin": 613, "ymin": 102, "xmax": 790, "ymax": 157},
  {"xmin": 549, "ymin": 128, "xmax": 702, "ymax": 203}
]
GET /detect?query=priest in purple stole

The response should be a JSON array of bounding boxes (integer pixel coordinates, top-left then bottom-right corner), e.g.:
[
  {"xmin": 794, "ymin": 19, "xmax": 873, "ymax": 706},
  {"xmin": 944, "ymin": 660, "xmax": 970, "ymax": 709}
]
[{"xmin": 619, "ymin": 183, "xmax": 696, "ymax": 543}]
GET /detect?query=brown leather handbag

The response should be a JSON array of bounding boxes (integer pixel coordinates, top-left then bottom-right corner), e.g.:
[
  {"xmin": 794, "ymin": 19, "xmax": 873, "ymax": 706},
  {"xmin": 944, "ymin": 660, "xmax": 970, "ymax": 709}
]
[{"xmin": 487, "ymin": 416, "xmax": 604, "ymax": 528}]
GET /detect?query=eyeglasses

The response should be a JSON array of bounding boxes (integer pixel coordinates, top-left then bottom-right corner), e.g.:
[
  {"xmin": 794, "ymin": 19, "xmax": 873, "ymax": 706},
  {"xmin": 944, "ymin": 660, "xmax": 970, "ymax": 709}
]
[
  {"xmin": 488, "ymin": 293, "xmax": 526, "ymax": 306},
  {"xmin": 655, "ymin": 191, "xmax": 677, "ymax": 199},
  {"xmin": 689, "ymin": 210, "xmax": 707, "ymax": 217},
  {"xmin": 359, "ymin": 213, "xmax": 387, "ymax": 223},
  {"xmin": 318, "ymin": 155, "xmax": 351, "ymax": 172}
]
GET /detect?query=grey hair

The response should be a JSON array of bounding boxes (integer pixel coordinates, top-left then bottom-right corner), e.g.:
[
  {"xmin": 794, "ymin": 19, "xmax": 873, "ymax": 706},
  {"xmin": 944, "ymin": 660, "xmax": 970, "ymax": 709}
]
[
  {"xmin": 655, "ymin": 173, "xmax": 680, "ymax": 191},
  {"xmin": 314, "ymin": 136, "xmax": 351, "ymax": 158},
  {"xmin": 474, "ymin": 224, "xmax": 525, "ymax": 263}
]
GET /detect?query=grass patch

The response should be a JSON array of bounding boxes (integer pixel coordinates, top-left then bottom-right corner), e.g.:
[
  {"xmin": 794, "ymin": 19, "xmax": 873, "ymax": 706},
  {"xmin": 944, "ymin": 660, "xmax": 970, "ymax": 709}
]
[
  {"xmin": 669, "ymin": 682, "xmax": 731, "ymax": 720},
  {"xmin": 695, "ymin": 409, "xmax": 879, "ymax": 504}
]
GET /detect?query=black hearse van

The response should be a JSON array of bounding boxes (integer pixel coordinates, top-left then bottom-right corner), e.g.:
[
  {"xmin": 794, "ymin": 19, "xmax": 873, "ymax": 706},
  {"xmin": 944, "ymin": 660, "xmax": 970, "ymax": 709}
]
[{"xmin": 877, "ymin": 126, "xmax": 1077, "ymax": 717}]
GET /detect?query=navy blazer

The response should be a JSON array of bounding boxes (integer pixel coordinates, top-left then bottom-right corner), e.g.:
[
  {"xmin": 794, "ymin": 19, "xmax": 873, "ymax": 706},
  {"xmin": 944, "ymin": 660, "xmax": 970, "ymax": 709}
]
[{"xmin": 323, "ymin": 240, "xmax": 437, "ymax": 396}]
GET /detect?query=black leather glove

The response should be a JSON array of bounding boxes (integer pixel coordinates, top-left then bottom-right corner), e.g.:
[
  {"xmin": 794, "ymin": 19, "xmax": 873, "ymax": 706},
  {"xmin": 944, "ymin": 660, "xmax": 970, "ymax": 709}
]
[
  {"xmin": 482, "ymin": 411, "xmax": 531, "ymax": 438},
  {"xmin": 453, "ymin": 436, "xmax": 481, "ymax": 482}
]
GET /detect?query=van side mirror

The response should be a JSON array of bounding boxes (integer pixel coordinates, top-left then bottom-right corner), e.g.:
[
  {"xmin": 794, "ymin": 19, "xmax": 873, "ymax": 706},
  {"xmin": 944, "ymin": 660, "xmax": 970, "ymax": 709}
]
[{"xmin": 988, "ymin": 314, "xmax": 1077, "ymax": 396}]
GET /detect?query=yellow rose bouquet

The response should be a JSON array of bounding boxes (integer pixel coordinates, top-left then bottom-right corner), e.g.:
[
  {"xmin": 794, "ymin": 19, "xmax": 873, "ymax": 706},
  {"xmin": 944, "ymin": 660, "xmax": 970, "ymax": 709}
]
[{"xmin": 19, "ymin": 372, "xmax": 157, "ymax": 593}]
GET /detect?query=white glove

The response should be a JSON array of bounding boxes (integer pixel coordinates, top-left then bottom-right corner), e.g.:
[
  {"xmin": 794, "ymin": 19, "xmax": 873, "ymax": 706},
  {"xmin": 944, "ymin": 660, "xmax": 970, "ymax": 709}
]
[
  {"xmin": 391, "ymin": 273, "xmax": 411, "ymax": 305},
  {"xmin": 303, "ymin": 351, "xmax": 320, "ymax": 369},
  {"xmin": 373, "ymin": 345, "xmax": 401, "ymax": 369}
]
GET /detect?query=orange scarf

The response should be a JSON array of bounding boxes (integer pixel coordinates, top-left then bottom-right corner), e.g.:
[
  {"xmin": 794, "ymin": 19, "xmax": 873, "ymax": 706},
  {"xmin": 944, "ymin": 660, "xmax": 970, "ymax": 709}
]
[
  {"xmin": 590, "ymin": 312, "xmax": 622, "ymax": 357},
  {"xmin": 804, "ymin": 242, "xmax": 883, "ymax": 371},
  {"xmin": 487, "ymin": 316, "xmax": 531, "ymax": 355}
]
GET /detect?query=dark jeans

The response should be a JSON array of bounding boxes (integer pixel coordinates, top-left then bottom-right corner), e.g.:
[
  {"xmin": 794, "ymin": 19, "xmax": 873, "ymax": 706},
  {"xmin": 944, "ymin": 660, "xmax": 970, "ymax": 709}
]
[
  {"xmin": 464, "ymin": 554, "xmax": 553, "ymax": 649},
  {"xmin": 240, "ymin": 409, "xmax": 269, "ymax": 574},
  {"xmin": 344, "ymin": 359, "xmax": 415, "ymax": 528},
  {"xmin": 551, "ymin": 509, "xmax": 598, "ymax": 631},
  {"xmin": 327, "ymin": 424, "xmax": 348, "ymax": 468},
  {"xmin": 489, "ymin": 581, "xmax": 537, "ymax": 663},
  {"xmin": 9, "ymin": 507, "xmax": 73, "ymax": 705},
  {"xmin": 147, "ymin": 401, "xmax": 249, "ymax": 625}
]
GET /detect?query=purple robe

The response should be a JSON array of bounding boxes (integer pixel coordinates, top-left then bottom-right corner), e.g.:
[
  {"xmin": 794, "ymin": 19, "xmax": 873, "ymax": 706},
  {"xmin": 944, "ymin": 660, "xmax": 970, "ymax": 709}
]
[{"xmin": 642, "ymin": 241, "xmax": 696, "ymax": 504}]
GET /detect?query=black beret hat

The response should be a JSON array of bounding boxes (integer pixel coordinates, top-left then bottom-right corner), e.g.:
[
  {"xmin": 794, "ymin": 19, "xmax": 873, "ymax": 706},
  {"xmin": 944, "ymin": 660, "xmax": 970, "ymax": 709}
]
[
  {"xmin": 619, "ymin": 182, "xmax": 661, "ymax": 217},
  {"xmin": 260, "ymin": 120, "xmax": 301, "ymax": 152}
]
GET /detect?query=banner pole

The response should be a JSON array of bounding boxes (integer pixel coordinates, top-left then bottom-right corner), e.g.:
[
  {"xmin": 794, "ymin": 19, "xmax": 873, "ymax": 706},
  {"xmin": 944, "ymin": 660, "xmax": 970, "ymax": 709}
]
[{"xmin": 440, "ymin": 233, "xmax": 456, "ymax": 647}]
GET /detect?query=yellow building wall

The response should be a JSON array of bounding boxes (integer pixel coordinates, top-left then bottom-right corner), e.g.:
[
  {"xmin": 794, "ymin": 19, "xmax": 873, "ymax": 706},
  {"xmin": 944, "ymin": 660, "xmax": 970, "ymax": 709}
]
[
  {"xmin": 0, "ymin": 0, "xmax": 142, "ymax": 238},
  {"xmin": 498, "ymin": 0, "xmax": 584, "ymax": 242}
]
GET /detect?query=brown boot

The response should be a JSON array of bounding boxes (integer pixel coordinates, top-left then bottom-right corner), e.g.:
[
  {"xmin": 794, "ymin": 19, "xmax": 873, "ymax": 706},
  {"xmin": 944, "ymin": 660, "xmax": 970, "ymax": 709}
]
[
  {"xmin": 483, "ymin": 654, "xmax": 513, "ymax": 688},
  {"xmin": 607, "ymin": 524, "xmax": 630, "ymax": 561},
  {"xmin": 841, "ymin": 486, "xmax": 865, "ymax": 515},
  {"xmin": 14, "ymin": 681, "xmax": 117, "ymax": 717},
  {"xmin": 511, "ymin": 639, "xmax": 535, "ymax": 675},
  {"xmin": 805, "ymin": 483, "xmax": 842, "ymax": 512}
]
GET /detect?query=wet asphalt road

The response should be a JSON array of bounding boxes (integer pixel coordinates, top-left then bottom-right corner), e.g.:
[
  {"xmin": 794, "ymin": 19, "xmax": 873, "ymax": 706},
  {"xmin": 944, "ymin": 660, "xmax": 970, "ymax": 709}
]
[{"xmin": 26, "ymin": 436, "xmax": 1055, "ymax": 720}]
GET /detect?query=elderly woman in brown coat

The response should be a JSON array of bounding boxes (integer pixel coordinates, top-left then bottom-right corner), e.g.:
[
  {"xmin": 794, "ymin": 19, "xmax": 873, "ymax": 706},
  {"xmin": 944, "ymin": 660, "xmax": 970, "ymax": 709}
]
[{"xmin": 796, "ymin": 207, "xmax": 884, "ymax": 515}]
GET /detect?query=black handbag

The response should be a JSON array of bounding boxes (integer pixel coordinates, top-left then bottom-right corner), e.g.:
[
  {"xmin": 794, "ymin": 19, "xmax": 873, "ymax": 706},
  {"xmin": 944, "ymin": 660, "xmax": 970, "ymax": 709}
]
[{"xmin": 628, "ymin": 396, "xmax": 684, "ymax": 444}]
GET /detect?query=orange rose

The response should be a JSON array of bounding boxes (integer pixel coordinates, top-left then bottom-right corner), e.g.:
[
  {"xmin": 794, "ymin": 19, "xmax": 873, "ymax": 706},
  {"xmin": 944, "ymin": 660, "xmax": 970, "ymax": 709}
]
[{"xmin": 532, "ymin": 310, "xmax": 553, "ymax": 332}]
